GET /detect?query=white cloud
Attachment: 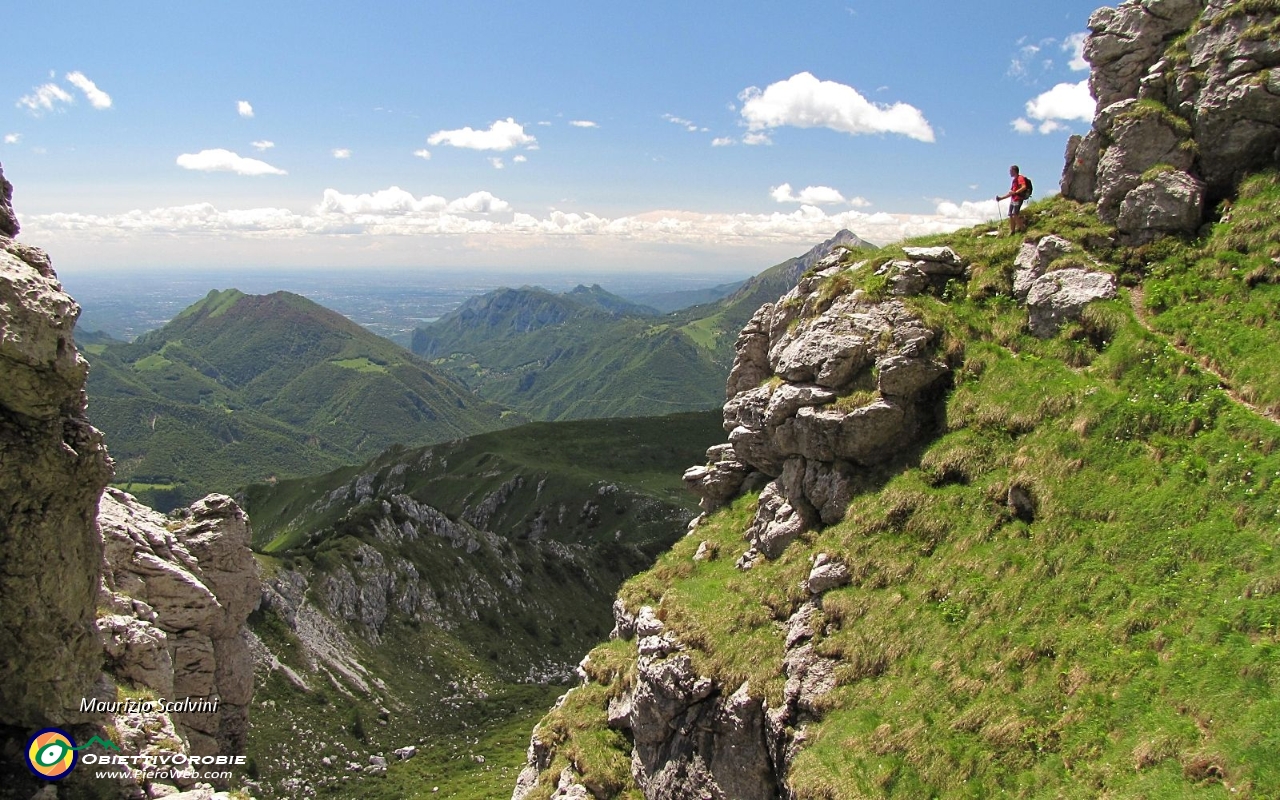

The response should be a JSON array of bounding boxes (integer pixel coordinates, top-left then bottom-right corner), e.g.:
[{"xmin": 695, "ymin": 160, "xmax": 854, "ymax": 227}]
[
  {"xmin": 512, "ymin": 154, "xmax": 527, "ymax": 163},
  {"xmin": 663, "ymin": 114, "xmax": 700, "ymax": 132},
  {"xmin": 176, "ymin": 148, "xmax": 287, "ymax": 176},
  {"xmin": 332, "ymin": 148, "xmax": 352, "ymax": 159},
  {"xmin": 569, "ymin": 120, "xmax": 598, "ymax": 128},
  {"xmin": 65, "ymin": 72, "xmax": 111, "ymax": 109},
  {"xmin": 427, "ymin": 117, "xmax": 536, "ymax": 151},
  {"xmin": 237, "ymin": 100, "xmax": 254, "ymax": 118},
  {"xmin": 1012, "ymin": 117, "xmax": 1035, "ymax": 134},
  {"xmin": 848, "ymin": 196, "xmax": 872, "ymax": 208},
  {"xmin": 251, "ymin": 140, "xmax": 275, "ymax": 151},
  {"xmin": 18, "ymin": 83, "xmax": 73, "ymax": 115},
  {"xmin": 738, "ymin": 72, "xmax": 935, "ymax": 143},
  {"xmin": 28, "ymin": 186, "xmax": 1002, "ymax": 249},
  {"xmin": 771, "ymin": 183, "xmax": 847, "ymax": 205},
  {"xmin": 3, "ymin": 133, "xmax": 19, "ymax": 144},
  {"xmin": 711, "ymin": 137, "xmax": 736, "ymax": 147},
  {"xmin": 1024, "ymin": 79, "xmax": 1095, "ymax": 128},
  {"xmin": 319, "ymin": 186, "xmax": 447, "ymax": 215},
  {"xmin": 742, "ymin": 131, "xmax": 772, "ymax": 146},
  {"xmin": 413, "ymin": 149, "xmax": 432, "ymax": 160},
  {"xmin": 446, "ymin": 191, "xmax": 511, "ymax": 214},
  {"xmin": 1064, "ymin": 32, "xmax": 1089, "ymax": 71},
  {"xmin": 489, "ymin": 157, "xmax": 505, "ymax": 170}
]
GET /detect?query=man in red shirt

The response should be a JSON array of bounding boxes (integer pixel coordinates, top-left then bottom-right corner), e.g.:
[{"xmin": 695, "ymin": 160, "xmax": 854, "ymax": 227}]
[{"xmin": 997, "ymin": 165, "xmax": 1032, "ymax": 236}]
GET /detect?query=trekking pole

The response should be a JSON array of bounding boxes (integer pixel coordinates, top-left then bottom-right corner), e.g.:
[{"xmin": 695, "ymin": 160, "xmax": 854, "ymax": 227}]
[{"xmin": 996, "ymin": 196, "xmax": 1003, "ymax": 235}]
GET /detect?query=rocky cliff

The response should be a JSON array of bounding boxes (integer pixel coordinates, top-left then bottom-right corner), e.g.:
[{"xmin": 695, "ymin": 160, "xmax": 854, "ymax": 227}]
[
  {"xmin": 1062, "ymin": 0, "xmax": 1280, "ymax": 241},
  {"xmin": 0, "ymin": 163, "xmax": 260, "ymax": 800},
  {"xmin": 1, "ymin": 162, "xmax": 114, "ymax": 735}
]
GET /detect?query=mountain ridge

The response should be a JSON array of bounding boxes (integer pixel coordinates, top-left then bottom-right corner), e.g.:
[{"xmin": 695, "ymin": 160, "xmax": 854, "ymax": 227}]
[{"xmin": 86, "ymin": 287, "xmax": 514, "ymax": 509}]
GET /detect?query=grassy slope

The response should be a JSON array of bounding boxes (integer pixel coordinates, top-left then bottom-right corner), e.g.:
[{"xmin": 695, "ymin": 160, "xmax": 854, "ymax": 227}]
[
  {"xmin": 86, "ymin": 289, "xmax": 512, "ymax": 509},
  {"xmin": 527, "ymin": 182, "xmax": 1280, "ymax": 798}
]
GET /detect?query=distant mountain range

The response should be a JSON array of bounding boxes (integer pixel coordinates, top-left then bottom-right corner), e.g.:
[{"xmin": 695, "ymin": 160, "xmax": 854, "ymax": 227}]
[
  {"xmin": 411, "ymin": 229, "xmax": 871, "ymax": 421},
  {"xmin": 80, "ymin": 230, "xmax": 869, "ymax": 509},
  {"xmin": 84, "ymin": 288, "xmax": 512, "ymax": 509}
]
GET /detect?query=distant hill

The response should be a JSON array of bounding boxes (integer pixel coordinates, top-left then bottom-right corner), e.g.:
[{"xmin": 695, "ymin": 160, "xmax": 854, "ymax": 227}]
[
  {"xmin": 622, "ymin": 279, "xmax": 746, "ymax": 313},
  {"xmin": 85, "ymin": 288, "xmax": 513, "ymax": 509},
  {"xmin": 411, "ymin": 230, "xmax": 872, "ymax": 421}
]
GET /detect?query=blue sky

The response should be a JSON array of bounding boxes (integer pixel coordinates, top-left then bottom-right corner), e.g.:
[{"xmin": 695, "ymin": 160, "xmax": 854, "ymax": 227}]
[{"xmin": 1, "ymin": 1, "xmax": 1103, "ymax": 274}]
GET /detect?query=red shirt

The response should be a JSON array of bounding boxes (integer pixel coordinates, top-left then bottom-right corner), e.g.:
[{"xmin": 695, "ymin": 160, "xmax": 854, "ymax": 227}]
[{"xmin": 1010, "ymin": 175, "xmax": 1030, "ymax": 200}]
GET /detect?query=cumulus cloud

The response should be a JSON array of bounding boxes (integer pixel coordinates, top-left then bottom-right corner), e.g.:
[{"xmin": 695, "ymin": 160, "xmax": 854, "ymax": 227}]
[
  {"xmin": 428, "ymin": 117, "xmax": 536, "ymax": 151},
  {"xmin": 513, "ymin": 154, "xmax": 527, "ymax": 163},
  {"xmin": 332, "ymin": 148, "xmax": 351, "ymax": 159},
  {"xmin": 569, "ymin": 120, "xmax": 599, "ymax": 128},
  {"xmin": 1064, "ymin": 33, "xmax": 1089, "ymax": 71},
  {"xmin": 446, "ymin": 191, "xmax": 511, "ymax": 214},
  {"xmin": 738, "ymin": 72, "xmax": 935, "ymax": 143},
  {"xmin": 237, "ymin": 100, "xmax": 254, "ymax": 118},
  {"xmin": 318, "ymin": 186, "xmax": 447, "ymax": 215},
  {"xmin": 1014, "ymin": 79, "xmax": 1095, "ymax": 133},
  {"xmin": 176, "ymin": 148, "xmax": 287, "ymax": 176},
  {"xmin": 711, "ymin": 137, "xmax": 735, "ymax": 147},
  {"xmin": 742, "ymin": 131, "xmax": 772, "ymax": 146},
  {"xmin": 413, "ymin": 149, "xmax": 431, "ymax": 159},
  {"xmin": 3, "ymin": 133, "xmax": 19, "ymax": 144},
  {"xmin": 1026, "ymin": 79, "xmax": 1094, "ymax": 122},
  {"xmin": 65, "ymin": 72, "xmax": 112, "ymax": 109},
  {"xmin": 18, "ymin": 83, "xmax": 74, "ymax": 115},
  {"xmin": 771, "ymin": 183, "xmax": 847, "ymax": 205},
  {"xmin": 489, "ymin": 157, "xmax": 505, "ymax": 170},
  {"xmin": 251, "ymin": 140, "xmax": 275, "ymax": 151},
  {"xmin": 26, "ymin": 184, "xmax": 1003, "ymax": 252}
]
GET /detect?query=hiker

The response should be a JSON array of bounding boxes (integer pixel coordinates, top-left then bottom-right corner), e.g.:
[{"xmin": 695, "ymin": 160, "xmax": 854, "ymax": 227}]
[{"xmin": 997, "ymin": 165, "xmax": 1032, "ymax": 235}]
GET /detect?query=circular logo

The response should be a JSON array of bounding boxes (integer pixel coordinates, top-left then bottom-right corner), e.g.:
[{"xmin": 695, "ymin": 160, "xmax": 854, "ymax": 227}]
[{"xmin": 26, "ymin": 728, "xmax": 77, "ymax": 780}]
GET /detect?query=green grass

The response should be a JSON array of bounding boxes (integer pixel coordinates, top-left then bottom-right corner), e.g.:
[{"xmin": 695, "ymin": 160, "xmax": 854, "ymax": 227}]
[
  {"xmin": 330, "ymin": 357, "xmax": 389, "ymax": 374},
  {"xmin": 520, "ymin": 187, "xmax": 1280, "ymax": 798},
  {"xmin": 1144, "ymin": 172, "xmax": 1280, "ymax": 416}
]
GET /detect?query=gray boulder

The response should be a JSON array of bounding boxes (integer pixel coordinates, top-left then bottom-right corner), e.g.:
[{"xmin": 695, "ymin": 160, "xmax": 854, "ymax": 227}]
[
  {"xmin": 1026, "ymin": 268, "xmax": 1119, "ymax": 338},
  {"xmin": 1117, "ymin": 169, "xmax": 1206, "ymax": 242},
  {"xmin": 1013, "ymin": 235, "xmax": 1075, "ymax": 302}
]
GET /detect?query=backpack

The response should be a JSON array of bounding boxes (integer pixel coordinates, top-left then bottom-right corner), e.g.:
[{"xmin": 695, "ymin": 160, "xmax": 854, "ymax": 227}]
[{"xmin": 1019, "ymin": 175, "xmax": 1034, "ymax": 199}]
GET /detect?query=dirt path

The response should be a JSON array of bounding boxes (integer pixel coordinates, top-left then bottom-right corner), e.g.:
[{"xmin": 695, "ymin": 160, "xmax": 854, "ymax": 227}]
[{"xmin": 1128, "ymin": 285, "xmax": 1280, "ymax": 426}]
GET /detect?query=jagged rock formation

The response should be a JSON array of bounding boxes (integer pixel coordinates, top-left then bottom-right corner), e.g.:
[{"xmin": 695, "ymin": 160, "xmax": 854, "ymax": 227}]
[
  {"xmin": 1062, "ymin": 0, "xmax": 1280, "ymax": 241},
  {"xmin": 98, "ymin": 489, "xmax": 261, "ymax": 757},
  {"xmin": 0, "ymin": 162, "xmax": 113, "ymax": 731},
  {"xmin": 0, "ymin": 162, "xmax": 259, "ymax": 799},
  {"xmin": 689, "ymin": 260, "xmax": 950, "ymax": 566}
]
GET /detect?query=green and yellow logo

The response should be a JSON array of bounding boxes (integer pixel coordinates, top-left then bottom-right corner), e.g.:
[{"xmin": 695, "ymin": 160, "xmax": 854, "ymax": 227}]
[
  {"xmin": 25, "ymin": 729, "xmax": 119, "ymax": 780},
  {"xmin": 26, "ymin": 729, "xmax": 76, "ymax": 780}
]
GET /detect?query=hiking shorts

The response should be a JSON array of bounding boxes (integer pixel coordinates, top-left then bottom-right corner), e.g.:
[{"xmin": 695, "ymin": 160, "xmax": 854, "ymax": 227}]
[{"xmin": 1009, "ymin": 197, "xmax": 1025, "ymax": 216}]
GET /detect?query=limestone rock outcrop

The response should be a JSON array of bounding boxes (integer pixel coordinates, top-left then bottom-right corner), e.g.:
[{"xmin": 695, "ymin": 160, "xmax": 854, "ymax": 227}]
[
  {"xmin": 98, "ymin": 489, "xmax": 261, "ymax": 757},
  {"xmin": 0, "ymin": 161, "xmax": 113, "ymax": 731},
  {"xmin": 1062, "ymin": 0, "xmax": 1280, "ymax": 241},
  {"xmin": 695, "ymin": 263, "xmax": 949, "ymax": 562}
]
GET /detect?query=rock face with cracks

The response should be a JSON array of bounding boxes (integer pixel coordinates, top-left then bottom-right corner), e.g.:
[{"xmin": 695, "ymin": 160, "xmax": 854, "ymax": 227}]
[
  {"xmin": 700, "ymin": 263, "xmax": 950, "ymax": 564},
  {"xmin": 1062, "ymin": 0, "xmax": 1280, "ymax": 241},
  {"xmin": 0, "ymin": 161, "xmax": 113, "ymax": 731}
]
